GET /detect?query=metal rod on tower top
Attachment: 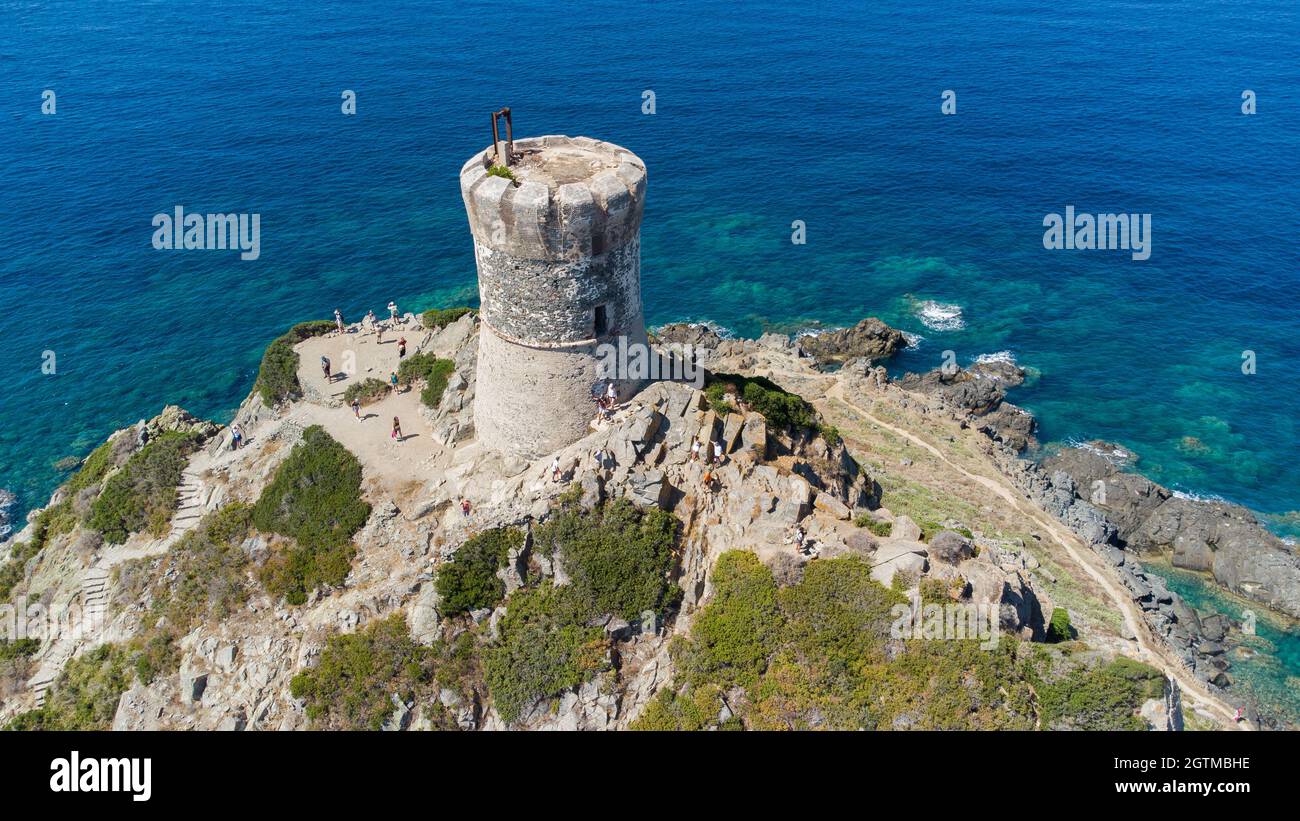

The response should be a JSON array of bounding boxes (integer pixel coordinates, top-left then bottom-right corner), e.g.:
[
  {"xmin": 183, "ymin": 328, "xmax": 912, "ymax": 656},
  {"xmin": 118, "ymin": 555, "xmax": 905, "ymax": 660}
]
[{"xmin": 491, "ymin": 107, "xmax": 513, "ymax": 167}]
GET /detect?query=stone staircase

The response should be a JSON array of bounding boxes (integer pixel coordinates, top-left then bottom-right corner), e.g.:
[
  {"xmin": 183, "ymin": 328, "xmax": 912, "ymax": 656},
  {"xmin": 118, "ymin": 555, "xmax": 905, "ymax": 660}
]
[{"xmin": 27, "ymin": 463, "xmax": 214, "ymax": 708}]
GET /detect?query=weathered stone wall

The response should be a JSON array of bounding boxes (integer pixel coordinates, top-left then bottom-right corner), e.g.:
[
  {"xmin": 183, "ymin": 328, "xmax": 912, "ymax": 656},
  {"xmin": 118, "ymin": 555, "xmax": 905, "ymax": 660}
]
[{"xmin": 460, "ymin": 135, "xmax": 648, "ymax": 458}]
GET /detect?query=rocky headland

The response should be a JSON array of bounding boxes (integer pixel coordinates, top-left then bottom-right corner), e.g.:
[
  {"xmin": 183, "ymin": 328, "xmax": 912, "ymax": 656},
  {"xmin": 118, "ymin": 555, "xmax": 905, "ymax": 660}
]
[{"xmin": 0, "ymin": 311, "xmax": 1270, "ymax": 730}]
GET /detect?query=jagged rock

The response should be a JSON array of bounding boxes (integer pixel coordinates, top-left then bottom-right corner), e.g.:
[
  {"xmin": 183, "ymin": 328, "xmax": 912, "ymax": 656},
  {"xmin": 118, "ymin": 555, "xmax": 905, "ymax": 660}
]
[
  {"xmin": 180, "ymin": 666, "xmax": 208, "ymax": 706},
  {"xmin": 654, "ymin": 323, "xmax": 723, "ymax": 348},
  {"xmin": 799, "ymin": 318, "xmax": 907, "ymax": 368},
  {"xmin": 812, "ymin": 492, "xmax": 851, "ymax": 520},
  {"xmin": 627, "ymin": 470, "xmax": 671, "ymax": 509},
  {"xmin": 739, "ymin": 413, "xmax": 767, "ymax": 458},
  {"xmin": 1044, "ymin": 443, "xmax": 1300, "ymax": 619}
]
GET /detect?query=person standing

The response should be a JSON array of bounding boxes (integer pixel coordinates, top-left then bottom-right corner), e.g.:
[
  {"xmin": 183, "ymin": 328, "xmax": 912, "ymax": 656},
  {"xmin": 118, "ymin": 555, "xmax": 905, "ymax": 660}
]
[
  {"xmin": 230, "ymin": 424, "xmax": 242, "ymax": 450},
  {"xmin": 351, "ymin": 397, "xmax": 361, "ymax": 421},
  {"xmin": 460, "ymin": 498, "xmax": 472, "ymax": 519},
  {"xmin": 334, "ymin": 308, "xmax": 344, "ymax": 335},
  {"xmin": 551, "ymin": 456, "xmax": 562, "ymax": 482},
  {"xmin": 713, "ymin": 440, "xmax": 724, "ymax": 465},
  {"xmin": 398, "ymin": 337, "xmax": 407, "ymax": 359},
  {"xmin": 391, "ymin": 416, "xmax": 402, "ymax": 442},
  {"xmin": 388, "ymin": 301, "xmax": 399, "ymax": 324},
  {"xmin": 390, "ymin": 371, "xmax": 399, "ymax": 392},
  {"xmin": 690, "ymin": 440, "xmax": 701, "ymax": 462},
  {"xmin": 321, "ymin": 356, "xmax": 331, "ymax": 382}
]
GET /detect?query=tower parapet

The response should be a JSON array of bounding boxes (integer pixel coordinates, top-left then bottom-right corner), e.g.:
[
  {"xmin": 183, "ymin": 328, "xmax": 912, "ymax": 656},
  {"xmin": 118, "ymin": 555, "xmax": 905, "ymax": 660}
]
[{"xmin": 459, "ymin": 134, "xmax": 649, "ymax": 458}]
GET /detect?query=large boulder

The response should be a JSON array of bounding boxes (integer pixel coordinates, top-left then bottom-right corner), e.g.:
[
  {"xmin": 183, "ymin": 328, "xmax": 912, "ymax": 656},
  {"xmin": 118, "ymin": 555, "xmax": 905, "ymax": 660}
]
[
  {"xmin": 799, "ymin": 318, "xmax": 907, "ymax": 368},
  {"xmin": 928, "ymin": 530, "xmax": 974, "ymax": 565}
]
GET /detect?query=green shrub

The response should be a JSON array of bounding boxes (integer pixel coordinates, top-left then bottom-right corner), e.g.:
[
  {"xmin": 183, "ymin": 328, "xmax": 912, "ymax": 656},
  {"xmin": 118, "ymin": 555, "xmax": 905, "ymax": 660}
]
[
  {"xmin": 1046, "ymin": 607, "xmax": 1074, "ymax": 643},
  {"xmin": 397, "ymin": 352, "xmax": 456, "ymax": 409},
  {"xmin": 88, "ymin": 431, "xmax": 202, "ymax": 544},
  {"xmin": 436, "ymin": 528, "xmax": 524, "ymax": 616},
  {"xmin": 421, "ymin": 307, "xmax": 473, "ymax": 330},
  {"xmin": 6, "ymin": 644, "xmax": 135, "ymax": 730},
  {"xmin": 482, "ymin": 583, "xmax": 607, "ymax": 724},
  {"xmin": 703, "ymin": 382, "xmax": 734, "ymax": 415},
  {"xmin": 342, "ymin": 378, "xmax": 391, "ymax": 405},
  {"xmin": 705, "ymin": 373, "xmax": 820, "ymax": 431},
  {"xmin": 532, "ymin": 499, "xmax": 679, "ymax": 621},
  {"xmin": 254, "ymin": 320, "xmax": 336, "ymax": 407},
  {"xmin": 290, "ymin": 614, "xmax": 436, "ymax": 730},
  {"xmin": 819, "ymin": 424, "xmax": 842, "ymax": 446},
  {"xmin": 487, "ymin": 165, "xmax": 515, "ymax": 182},
  {"xmin": 65, "ymin": 437, "xmax": 117, "ymax": 494},
  {"xmin": 1035, "ymin": 657, "xmax": 1165, "ymax": 730},
  {"xmin": 675, "ymin": 551, "xmax": 782, "ymax": 692},
  {"xmin": 631, "ymin": 686, "xmax": 716, "ymax": 731},
  {"xmin": 854, "ymin": 515, "xmax": 892, "ymax": 537},
  {"xmin": 252, "ymin": 426, "xmax": 370, "ymax": 604},
  {"xmin": 0, "ymin": 638, "xmax": 40, "ymax": 660}
]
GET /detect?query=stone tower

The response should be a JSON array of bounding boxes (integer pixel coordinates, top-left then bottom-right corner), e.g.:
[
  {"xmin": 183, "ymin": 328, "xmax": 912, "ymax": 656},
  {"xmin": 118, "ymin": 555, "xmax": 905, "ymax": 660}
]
[{"xmin": 460, "ymin": 134, "xmax": 648, "ymax": 459}]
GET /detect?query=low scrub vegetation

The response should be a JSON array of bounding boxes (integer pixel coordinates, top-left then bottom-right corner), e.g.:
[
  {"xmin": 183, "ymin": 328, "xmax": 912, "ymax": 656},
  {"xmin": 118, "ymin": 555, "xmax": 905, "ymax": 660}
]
[
  {"xmin": 397, "ymin": 351, "xmax": 456, "ymax": 409},
  {"xmin": 88, "ymin": 431, "xmax": 202, "ymax": 544},
  {"xmin": 436, "ymin": 528, "xmax": 524, "ymax": 616},
  {"xmin": 635, "ymin": 551, "xmax": 1155, "ymax": 731},
  {"xmin": 290, "ymin": 614, "xmax": 435, "ymax": 730},
  {"xmin": 421, "ymin": 306, "xmax": 472, "ymax": 330},
  {"xmin": 482, "ymin": 583, "xmax": 608, "ymax": 724},
  {"xmin": 253, "ymin": 426, "xmax": 369, "ymax": 605},
  {"xmin": 532, "ymin": 499, "xmax": 679, "ymax": 621},
  {"xmin": 254, "ymin": 320, "xmax": 335, "ymax": 406},
  {"xmin": 704, "ymin": 372, "xmax": 838, "ymax": 442},
  {"xmin": 1034, "ymin": 656, "xmax": 1165, "ymax": 730},
  {"xmin": 6, "ymin": 643, "xmax": 138, "ymax": 730},
  {"xmin": 342, "ymin": 377, "xmax": 391, "ymax": 405}
]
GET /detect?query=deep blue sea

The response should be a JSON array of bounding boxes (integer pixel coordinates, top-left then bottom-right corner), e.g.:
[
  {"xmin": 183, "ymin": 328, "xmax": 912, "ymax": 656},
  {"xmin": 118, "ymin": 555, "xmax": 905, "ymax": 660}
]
[{"xmin": 2, "ymin": 0, "xmax": 1298, "ymax": 715}]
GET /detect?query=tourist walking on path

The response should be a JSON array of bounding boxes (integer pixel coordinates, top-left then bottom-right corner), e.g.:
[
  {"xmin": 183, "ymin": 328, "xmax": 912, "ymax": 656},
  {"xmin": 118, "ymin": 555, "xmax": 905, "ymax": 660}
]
[
  {"xmin": 351, "ymin": 397, "xmax": 361, "ymax": 420},
  {"xmin": 390, "ymin": 371, "xmax": 400, "ymax": 392},
  {"xmin": 334, "ymin": 308, "xmax": 344, "ymax": 335},
  {"xmin": 551, "ymin": 456, "xmax": 562, "ymax": 482},
  {"xmin": 321, "ymin": 356, "xmax": 331, "ymax": 382},
  {"xmin": 391, "ymin": 416, "xmax": 402, "ymax": 442},
  {"xmin": 398, "ymin": 337, "xmax": 407, "ymax": 359}
]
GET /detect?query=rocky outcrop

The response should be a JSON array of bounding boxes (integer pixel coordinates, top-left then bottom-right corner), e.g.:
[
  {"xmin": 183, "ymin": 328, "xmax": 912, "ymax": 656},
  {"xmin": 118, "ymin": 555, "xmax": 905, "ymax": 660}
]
[
  {"xmin": 1000, "ymin": 453, "xmax": 1246, "ymax": 694},
  {"xmin": 653, "ymin": 323, "xmax": 724, "ymax": 349},
  {"xmin": 1043, "ymin": 443, "xmax": 1300, "ymax": 620},
  {"xmin": 0, "ymin": 488, "xmax": 13, "ymax": 540},
  {"xmin": 896, "ymin": 360, "xmax": 1037, "ymax": 451},
  {"xmin": 798, "ymin": 318, "xmax": 907, "ymax": 369}
]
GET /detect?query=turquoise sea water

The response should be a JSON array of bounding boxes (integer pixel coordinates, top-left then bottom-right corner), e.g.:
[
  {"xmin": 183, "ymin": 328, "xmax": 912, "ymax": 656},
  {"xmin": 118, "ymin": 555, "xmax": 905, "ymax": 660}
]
[
  {"xmin": 1147, "ymin": 562, "xmax": 1300, "ymax": 727},
  {"xmin": 2, "ymin": 1, "xmax": 1298, "ymax": 713}
]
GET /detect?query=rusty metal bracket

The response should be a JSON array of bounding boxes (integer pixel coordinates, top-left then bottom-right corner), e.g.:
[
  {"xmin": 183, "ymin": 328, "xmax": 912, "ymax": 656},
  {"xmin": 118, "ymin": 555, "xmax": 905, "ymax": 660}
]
[{"xmin": 491, "ymin": 107, "xmax": 513, "ymax": 167}]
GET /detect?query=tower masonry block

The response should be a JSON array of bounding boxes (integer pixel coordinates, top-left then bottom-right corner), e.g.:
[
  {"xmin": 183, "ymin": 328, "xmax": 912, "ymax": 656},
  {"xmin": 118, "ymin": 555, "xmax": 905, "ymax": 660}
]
[{"xmin": 460, "ymin": 135, "xmax": 649, "ymax": 459}]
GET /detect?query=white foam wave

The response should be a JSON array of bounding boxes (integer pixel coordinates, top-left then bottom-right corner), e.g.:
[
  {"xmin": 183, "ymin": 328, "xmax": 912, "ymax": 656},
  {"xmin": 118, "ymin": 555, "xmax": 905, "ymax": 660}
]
[{"xmin": 915, "ymin": 300, "xmax": 965, "ymax": 331}]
